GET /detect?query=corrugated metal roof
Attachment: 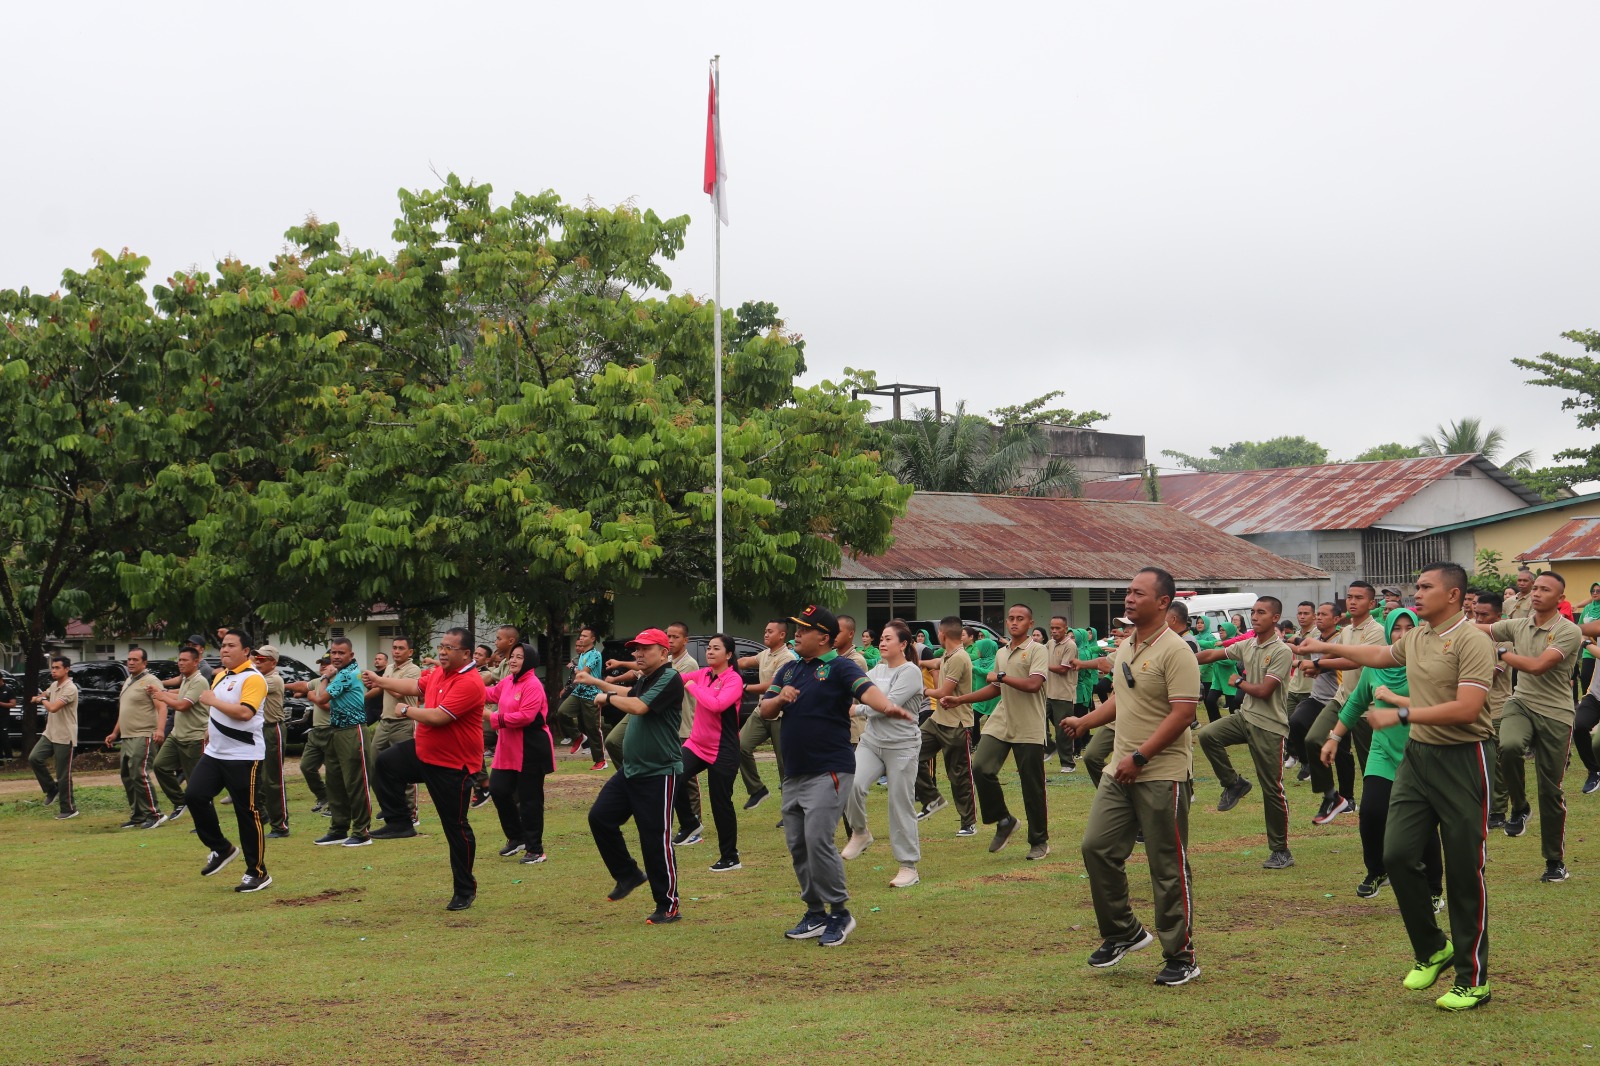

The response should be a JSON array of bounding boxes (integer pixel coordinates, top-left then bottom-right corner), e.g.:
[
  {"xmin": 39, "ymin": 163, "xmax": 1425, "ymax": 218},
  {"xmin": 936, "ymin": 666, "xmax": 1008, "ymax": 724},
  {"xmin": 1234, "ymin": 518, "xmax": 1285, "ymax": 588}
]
[
  {"xmin": 1517, "ymin": 517, "xmax": 1600, "ymax": 562},
  {"xmin": 1083, "ymin": 455, "xmax": 1541, "ymax": 535},
  {"xmin": 835, "ymin": 492, "xmax": 1326, "ymax": 585}
]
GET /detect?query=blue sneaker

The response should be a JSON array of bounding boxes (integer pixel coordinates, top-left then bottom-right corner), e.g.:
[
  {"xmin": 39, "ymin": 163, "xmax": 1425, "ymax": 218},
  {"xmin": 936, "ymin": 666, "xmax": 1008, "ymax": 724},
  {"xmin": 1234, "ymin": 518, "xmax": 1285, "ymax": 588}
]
[
  {"xmin": 818, "ymin": 910, "xmax": 857, "ymax": 947},
  {"xmin": 784, "ymin": 910, "xmax": 828, "ymax": 940}
]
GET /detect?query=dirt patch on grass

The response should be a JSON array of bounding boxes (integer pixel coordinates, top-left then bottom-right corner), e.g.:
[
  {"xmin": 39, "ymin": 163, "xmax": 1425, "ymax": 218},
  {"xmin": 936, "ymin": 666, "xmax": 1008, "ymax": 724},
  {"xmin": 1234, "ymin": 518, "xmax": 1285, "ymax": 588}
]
[
  {"xmin": 274, "ymin": 887, "xmax": 363, "ymax": 907},
  {"xmin": 1212, "ymin": 895, "xmax": 1370, "ymax": 932},
  {"xmin": 546, "ymin": 775, "xmax": 607, "ymax": 799},
  {"xmin": 1222, "ymin": 1025, "xmax": 1281, "ymax": 1047}
]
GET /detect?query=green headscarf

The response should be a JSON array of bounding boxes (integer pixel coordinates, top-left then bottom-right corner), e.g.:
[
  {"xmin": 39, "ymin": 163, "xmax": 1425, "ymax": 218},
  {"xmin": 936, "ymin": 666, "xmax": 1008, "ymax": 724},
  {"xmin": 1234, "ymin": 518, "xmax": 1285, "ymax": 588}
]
[{"xmin": 1369, "ymin": 608, "xmax": 1419, "ymax": 693}]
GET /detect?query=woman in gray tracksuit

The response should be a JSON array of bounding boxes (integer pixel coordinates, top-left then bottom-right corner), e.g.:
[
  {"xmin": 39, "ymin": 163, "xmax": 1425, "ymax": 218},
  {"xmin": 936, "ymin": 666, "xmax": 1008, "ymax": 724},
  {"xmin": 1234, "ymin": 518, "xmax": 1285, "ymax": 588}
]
[{"xmin": 840, "ymin": 619, "xmax": 928, "ymax": 887}]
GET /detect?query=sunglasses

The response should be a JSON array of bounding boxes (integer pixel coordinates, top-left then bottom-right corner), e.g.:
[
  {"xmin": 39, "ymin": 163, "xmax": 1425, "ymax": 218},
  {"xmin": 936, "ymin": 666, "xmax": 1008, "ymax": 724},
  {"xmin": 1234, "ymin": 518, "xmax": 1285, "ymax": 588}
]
[{"xmin": 1121, "ymin": 662, "xmax": 1136, "ymax": 689}]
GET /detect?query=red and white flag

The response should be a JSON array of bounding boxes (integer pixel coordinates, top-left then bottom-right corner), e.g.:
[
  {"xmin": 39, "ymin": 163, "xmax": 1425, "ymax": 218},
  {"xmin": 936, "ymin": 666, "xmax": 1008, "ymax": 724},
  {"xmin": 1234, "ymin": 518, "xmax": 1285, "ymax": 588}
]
[{"xmin": 703, "ymin": 66, "xmax": 728, "ymax": 225}]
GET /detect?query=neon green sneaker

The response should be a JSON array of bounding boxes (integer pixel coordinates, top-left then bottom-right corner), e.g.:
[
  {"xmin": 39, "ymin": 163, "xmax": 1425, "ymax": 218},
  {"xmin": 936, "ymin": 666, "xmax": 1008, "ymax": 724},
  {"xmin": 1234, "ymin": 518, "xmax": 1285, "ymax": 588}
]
[
  {"xmin": 1403, "ymin": 943, "xmax": 1454, "ymax": 990},
  {"xmin": 1436, "ymin": 985, "xmax": 1491, "ymax": 1011}
]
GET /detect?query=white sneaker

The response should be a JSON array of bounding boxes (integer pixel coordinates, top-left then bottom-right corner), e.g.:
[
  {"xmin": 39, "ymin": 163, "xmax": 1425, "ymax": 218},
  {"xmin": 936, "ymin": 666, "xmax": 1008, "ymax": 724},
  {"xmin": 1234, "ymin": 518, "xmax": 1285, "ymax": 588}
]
[
  {"xmin": 890, "ymin": 865, "xmax": 920, "ymax": 888},
  {"xmin": 840, "ymin": 831, "xmax": 874, "ymax": 860}
]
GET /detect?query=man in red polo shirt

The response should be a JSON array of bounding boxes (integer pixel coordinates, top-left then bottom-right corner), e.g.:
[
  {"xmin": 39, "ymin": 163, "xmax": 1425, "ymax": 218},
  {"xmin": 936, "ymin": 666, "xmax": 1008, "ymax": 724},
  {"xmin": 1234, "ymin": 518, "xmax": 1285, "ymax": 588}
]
[{"xmin": 362, "ymin": 626, "xmax": 487, "ymax": 911}]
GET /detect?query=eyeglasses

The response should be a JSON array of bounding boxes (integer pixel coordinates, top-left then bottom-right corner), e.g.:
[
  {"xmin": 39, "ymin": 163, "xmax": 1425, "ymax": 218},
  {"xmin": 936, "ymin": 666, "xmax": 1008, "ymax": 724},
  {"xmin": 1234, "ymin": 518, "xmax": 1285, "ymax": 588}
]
[
  {"xmin": 437, "ymin": 642, "xmax": 463, "ymax": 653},
  {"xmin": 1121, "ymin": 662, "xmax": 1136, "ymax": 689}
]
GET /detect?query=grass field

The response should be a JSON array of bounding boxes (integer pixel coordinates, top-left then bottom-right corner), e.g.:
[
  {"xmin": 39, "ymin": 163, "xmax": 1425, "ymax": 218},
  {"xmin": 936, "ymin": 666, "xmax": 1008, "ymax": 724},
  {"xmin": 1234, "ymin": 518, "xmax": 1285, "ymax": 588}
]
[{"xmin": 3, "ymin": 752, "xmax": 1597, "ymax": 1066}]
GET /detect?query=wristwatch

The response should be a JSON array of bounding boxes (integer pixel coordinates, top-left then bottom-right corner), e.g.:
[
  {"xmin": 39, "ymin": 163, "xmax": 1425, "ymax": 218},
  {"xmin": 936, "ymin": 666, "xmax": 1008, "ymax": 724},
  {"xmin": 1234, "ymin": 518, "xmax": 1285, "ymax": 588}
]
[
  {"xmin": 995, "ymin": 672, "xmax": 1007, "ymax": 683},
  {"xmin": 1131, "ymin": 750, "xmax": 1149, "ymax": 767},
  {"xmin": 1398, "ymin": 706, "xmax": 1410, "ymax": 724}
]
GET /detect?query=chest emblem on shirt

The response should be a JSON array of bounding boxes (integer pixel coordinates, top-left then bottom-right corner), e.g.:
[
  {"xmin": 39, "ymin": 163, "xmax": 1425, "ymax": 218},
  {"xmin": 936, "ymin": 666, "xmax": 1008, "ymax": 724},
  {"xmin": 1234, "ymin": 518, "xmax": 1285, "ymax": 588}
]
[{"xmin": 815, "ymin": 664, "xmax": 831, "ymax": 681}]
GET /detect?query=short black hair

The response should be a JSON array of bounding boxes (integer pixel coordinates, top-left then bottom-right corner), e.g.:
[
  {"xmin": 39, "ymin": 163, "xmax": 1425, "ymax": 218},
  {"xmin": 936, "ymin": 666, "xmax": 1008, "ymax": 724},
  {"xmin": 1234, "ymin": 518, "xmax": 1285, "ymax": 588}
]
[
  {"xmin": 330, "ymin": 636, "xmax": 353, "ymax": 651},
  {"xmin": 1298, "ymin": 600, "xmax": 1315, "ymax": 610},
  {"xmin": 497, "ymin": 623, "xmax": 521, "ymax": 637},
  {"xmin": 391, "ymin": 635, "xmax": 412, "ymax": 649},
  {"xmin": 1007, "ymin": 603, "xmax": 1034, "ymax": 618},
  {"xmin": 579, "ymin": 624, "xmax": 600, "ymax": 641},
  {"xmin": 835, "ymin": 613, "xmax": 856, "ymax": 629},
  {"xmin": 1050, "ymin": 614, "xmax": 1069, "ymax": 626},
  {"xmin": 178, "ymin": 647, "xmax": 200, "ymax": 661},
  {"xmin": 1257, "ymin": 596, "xmax": 1283, "ymax": 617},
  {"xmin": 51, "ymin": 655, "xmax": 71, "ymax": 668},
  {"xmin": 1476, "ymin": 589, "xmax": 1503, "ymax": 612},
  {"xmin": 1419, "ymin": 562, "xmax": 1469, "ymax": 598},
  {"xmin": 1167, "ymin": 601, "xmax": 1190, "ymax": 624},
  {"xmin": 666, "ymin": 621, "xmax": 690, "ymax": 636},
  {"xmin": 1348, "ymin": 581, "xmax": 1377, "ymax": 597},
  {"xmin": 1517, "ymin": 566, "xmax": 1535, "ymax": 576},
  {"xmin": 443, "ymin": 627, "xmax": 471, "ymax": 650},
  {"xmin": 221, "ymin": 628, "xmax": 255, "ymax": 651},
  {"xmin": 1539, "ymin": 569, "xmax": 1567, "ymax": 590},
  {"xmin": 1318, "ymin": 601, "xmax": 1339, "ymax": 613},
  {"xmin": 1135, "ymin": 567, "xmax": 1177, "ymax": 604},
  {"xmin": 939, "ymin": 615, "xmax": 962, "ymax": 640},
  {"xmin": 476, "ymin": 644, "xmax": 493, "ymax": 657}
]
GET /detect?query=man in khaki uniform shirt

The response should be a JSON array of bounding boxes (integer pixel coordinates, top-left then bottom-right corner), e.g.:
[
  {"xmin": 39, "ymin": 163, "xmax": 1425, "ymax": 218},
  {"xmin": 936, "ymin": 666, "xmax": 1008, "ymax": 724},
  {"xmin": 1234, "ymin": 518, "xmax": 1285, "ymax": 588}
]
[
  {"xmin": 737, "ymin": 620, "xmax": 797, "ymax": 806},
  {"xmin": 1503, "ymin": 568, "xmax": 1536, "ymax": 621},
  {"xmin": 254, "ymin": 645, "xmax": 291, "ymax": 836},
  {"xmin": 1472, "ymin": 593, "xmax": 1514, "ymax": 828},
  {"xmin": 1197, "ymin": 598, "xmax": 1295, "ymax": 868},
  {"xmin": 1481, "ymin": 572, "xmax": 1582, "ymax": 878},
  {"xmin": 150, "ymin": 647, "xmax": 212, "ymax": 822},
  {"xmin": 105, "ymin": 647, "xmax": 164, "ymax": 827},
  {"xmin": 367, "ymin": 637, "xmax": 423, "ymax": 828},
  {"xmin": 29, "ymin": 656, "xmax": 80, "ymax": 818},
  {"xmin": 667, "ymin": 622, "xmax": 705, "ymax": 842},
  {"xmin": 1069, "ymin": 567, "xmax": 1202, "ymax": 985},
  {"xmin": 1304, "ymin": 582, "xmax": 1387, "ymax": 820},
  {"xmin": 1045, "ymin": 616, "xmax": 1080, "ymax": 772},
  {"xmin": 914, "ymin": 617, "xmax": 975, "ymax": 832},
  {"xmin": 940, "ymin": 604, "xmax": 1050, "ymax": 859}
]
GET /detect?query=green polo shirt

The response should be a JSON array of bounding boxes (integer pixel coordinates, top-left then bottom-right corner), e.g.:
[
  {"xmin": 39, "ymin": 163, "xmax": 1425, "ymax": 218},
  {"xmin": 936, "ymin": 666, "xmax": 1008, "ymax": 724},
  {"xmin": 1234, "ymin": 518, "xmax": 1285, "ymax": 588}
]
[{"xmin": 1490, "ymin": 613, "xmax": 1583, "ymax": 725}]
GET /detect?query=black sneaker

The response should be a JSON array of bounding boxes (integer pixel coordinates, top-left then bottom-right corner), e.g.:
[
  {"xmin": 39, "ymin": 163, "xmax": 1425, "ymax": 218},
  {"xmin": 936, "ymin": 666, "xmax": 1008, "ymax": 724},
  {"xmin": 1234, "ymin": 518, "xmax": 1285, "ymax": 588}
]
[
  {"xmin": 521, "ymin": 852, "xmax": 548, "ymax": 864},
  {"xmin": 1312, "ymin": 793, "xmax": 1351, "ymax": 825},
  {"xmin": 988, "ymin": 816, "xmax": 1019, "ymax": 853},
  {"xmin": 784, "ymin": 910, "xmax": 828, "ymax": 939},
  {"xmin": 645, "ymin": 907, "xmax": 681, "ymax": 925},
  {"xmin": 607, "ymin": 870, "xmax": 648, "ymax": 902},
  {"xmin": 310, "ymin": 801, "xmax": 326, "ymax": 814},
  {"xmin": 267, "ymin": 827, "xmax": 291, "ymax": 839},
  {"xmin": 743, "ymin": 787, "xmax": 771, "ymax": 811},
  {"xmin": 1487, "ymin": 812, "xmax": 1506, "ymax": 831},
  {"xmin": 1540, "ymin": 861, "xmax": 1571, "ymax": 883},
  {"xmin": 916, "ymin": 796, "xmax": 948, "ymax": 821},
  {"xmin": 341, "ymin": 834, "xmax": 371, "ymax": 847},
  {"xmin": 708, "ymin": 855, "xmax": 742, "ymax": 872},
  {"xmin": 201, "ymin": 846, "xmax": 239, "ymax": 877},
  {"xmin": 1585, "ymin": 771, "xmax": 1600, "ymax": 796},
  {"xmin": 818, "ymin": 910, "xmax": 856, "ymax": 947},
  {"xmin": 120, "ymin": 818, "xmax": 141, "ymax": 829},
  {"xmin": 1153, "ymin": 959, "xmax": 1201, "ymax": 986},
  {"xmin": 313, "ymin": 831, "xmax": 346, "ymax": 846},
  {"xmin": 1216, "ymin": 779, "xmax": 1252, "ymax": 812},
  {"xmin": 498, "ymin": 841, "xmax": 526, "ymax": 858},
  {"xmin": 42, "ymin": 789, "xmax": 58, "ymax": 808},
  {"xmin": 1296, "ymin": 765, "xmax": 1311, "ymax": 783},
  {"xmin": 470, "ymin": 788, "xmax": 492, "ymax": 810},
  {"xmin": 1087, "ymin": 927, "xmax": 1155, "ymax": 968},
  {"xmin": 673, "ymin": 823, "xmax": 704, "ymax": 846},
  {"xmin": 369, "ymin": 822, "xmax": 418, "ymax": 840},
  {"xmin": 446, "ymin": 894, "xmax": 475, "ymax": 911},
  {"xmin": 1504, "ymin": 808, "xmax": 1530, "ymax": 838},
  {"xmin": 167, "ymin": 805, "xmax": 186, "ymax": 822},
  {"xmin": 1262, "ymin": 849, "xmax": 1295, "ymax": 870},
  {"xmin": 138, "ymin": 816, "xmax": 163, "ymax": 830},
  {"xmin": 1356, "ymin": 873, "xmax": 1389, "ymax": 898},
  {"xmin": 55, "ymin": 809, "xmax": 80, "ymax": 820},
  {"xmin": 235, "ymin": 873, "xmax": 273, "ymax": 893}
]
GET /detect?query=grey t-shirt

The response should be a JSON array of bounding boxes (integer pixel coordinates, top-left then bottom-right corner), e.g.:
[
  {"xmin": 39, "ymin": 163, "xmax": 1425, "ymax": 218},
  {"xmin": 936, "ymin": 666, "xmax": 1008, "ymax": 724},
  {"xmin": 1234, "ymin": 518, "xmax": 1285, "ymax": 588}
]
[{"xmin": 859, "ymin": 661, "xmax": 925, "ymax": 748}]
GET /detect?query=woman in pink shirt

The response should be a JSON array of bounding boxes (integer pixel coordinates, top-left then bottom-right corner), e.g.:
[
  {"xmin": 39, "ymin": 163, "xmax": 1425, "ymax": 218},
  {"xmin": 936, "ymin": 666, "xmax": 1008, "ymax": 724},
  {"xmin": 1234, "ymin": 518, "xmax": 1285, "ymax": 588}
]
[
  {"xmin": 672, "ymin": 634, "xmax": 745, "ymax": 872},
  {"xmin": 484, "ymin": 643, "xmax": 555, "ymax": 864}
]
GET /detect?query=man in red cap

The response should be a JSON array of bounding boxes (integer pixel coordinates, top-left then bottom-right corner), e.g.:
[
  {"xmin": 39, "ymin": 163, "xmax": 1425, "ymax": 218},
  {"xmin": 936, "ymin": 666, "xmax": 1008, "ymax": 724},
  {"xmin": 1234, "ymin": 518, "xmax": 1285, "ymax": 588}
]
[{"xmin": 574, "ymin": 627, "xmax": 687, "ymax": 925}]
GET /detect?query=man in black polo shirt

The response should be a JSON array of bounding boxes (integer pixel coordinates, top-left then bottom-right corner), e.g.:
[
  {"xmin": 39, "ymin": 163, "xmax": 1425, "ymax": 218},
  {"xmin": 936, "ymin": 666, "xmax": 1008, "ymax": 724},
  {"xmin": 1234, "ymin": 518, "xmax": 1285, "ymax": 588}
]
[
  {"xmin": 575, "ymin": 628, "xmax": 686, "ymax": 925},
  {"xmin": 763, "ymin": 605, "xmax": 914, "ymax": 947}
]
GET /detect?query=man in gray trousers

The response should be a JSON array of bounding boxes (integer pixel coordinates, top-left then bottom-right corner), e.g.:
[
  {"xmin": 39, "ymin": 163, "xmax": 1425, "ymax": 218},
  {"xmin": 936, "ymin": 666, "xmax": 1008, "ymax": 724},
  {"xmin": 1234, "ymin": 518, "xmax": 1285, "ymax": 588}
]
[{"xmin": 765, "ymin": 604, "xmax": 915, "ymax": 948}]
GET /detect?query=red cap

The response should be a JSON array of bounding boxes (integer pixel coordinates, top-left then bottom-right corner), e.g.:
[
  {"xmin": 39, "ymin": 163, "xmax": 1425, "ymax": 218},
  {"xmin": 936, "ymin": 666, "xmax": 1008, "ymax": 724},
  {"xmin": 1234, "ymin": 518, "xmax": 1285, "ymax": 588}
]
[{"xmin": 626, "ymin": 628, "xmax": 670, "ymax": 650}]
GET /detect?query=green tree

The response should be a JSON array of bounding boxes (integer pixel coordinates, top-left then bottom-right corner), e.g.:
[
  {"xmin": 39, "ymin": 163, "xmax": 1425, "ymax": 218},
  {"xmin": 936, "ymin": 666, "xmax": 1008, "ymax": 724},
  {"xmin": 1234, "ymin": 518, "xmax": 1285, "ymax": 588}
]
[
  {"xmin": 1417, "ymin": 417, "xmax": 1533, "ymax": 472},
  {"xmin": 1513, "ymin": 329, "xmax": 1600, "ymax": 491},
  {"xmin": 886, "ymin": 402, "xmax": 1082, "ymax": 496},
  {"xmin": 988, "ymin": 390, "xmax": 1107, "ymax": 428},
  {"xmin": 1352, "ymin": 442, "xmax": 1425, "ymax": 462},
  {"xmin": 1162, "ymin": 436, "xmax": 1329, "ymax": 472},
  {"xmin": 117, "ymin": 178, "xmax": 908, "ymax": 670}
]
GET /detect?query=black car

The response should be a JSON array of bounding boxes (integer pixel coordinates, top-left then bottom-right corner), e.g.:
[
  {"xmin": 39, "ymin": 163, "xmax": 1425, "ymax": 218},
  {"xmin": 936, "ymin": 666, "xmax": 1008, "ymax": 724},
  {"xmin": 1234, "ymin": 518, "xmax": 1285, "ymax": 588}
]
[
  {"xmin": 595, "ymin": 634, "xmax": 766, "ymax": 722},
  {"xmin": 196, "ymin": 654, "xmax": 321, "ymax": 743}
]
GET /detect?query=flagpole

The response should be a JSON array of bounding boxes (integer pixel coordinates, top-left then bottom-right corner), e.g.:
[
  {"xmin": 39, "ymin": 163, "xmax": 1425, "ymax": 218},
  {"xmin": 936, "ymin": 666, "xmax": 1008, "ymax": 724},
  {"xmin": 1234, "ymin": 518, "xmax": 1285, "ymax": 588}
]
[{"xmin": 712, "ymin": 54, "xmax": 724, "ymax": 633}]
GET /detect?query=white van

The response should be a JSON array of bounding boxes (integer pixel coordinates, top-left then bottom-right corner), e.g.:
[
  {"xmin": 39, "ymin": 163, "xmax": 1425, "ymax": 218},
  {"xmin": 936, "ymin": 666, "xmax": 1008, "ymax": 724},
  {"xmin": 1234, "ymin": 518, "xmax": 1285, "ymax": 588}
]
[{"xmin": 1177, "ymin": 592, "xmax": 1258, "ymax": 634}]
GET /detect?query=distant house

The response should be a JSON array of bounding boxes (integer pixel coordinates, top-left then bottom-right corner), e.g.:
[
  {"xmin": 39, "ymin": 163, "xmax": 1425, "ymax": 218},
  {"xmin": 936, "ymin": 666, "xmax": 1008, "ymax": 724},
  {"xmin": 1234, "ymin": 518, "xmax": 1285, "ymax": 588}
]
[
  {"xmin": 1406, "ymin": 490, "xmax": 1600, "ymax": 575},
  {"xmin": 1517, "ymin": 517, "xmax": 1600, "ymax": 598},
  {"xmin": 1083, "ymin": 455, "xmax": 1545, "ymax": 592}
]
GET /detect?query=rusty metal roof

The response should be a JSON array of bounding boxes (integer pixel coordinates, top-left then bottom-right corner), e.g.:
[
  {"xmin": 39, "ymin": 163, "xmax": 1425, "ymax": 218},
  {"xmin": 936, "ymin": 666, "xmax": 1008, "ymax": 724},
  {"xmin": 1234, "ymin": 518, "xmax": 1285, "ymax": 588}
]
[
  {"xmin": 835, "ymin": 492, "xmax": 1326, "ymax": 585},
  {"xmin": 1083, "ymin": 455, "xmax": 1542, "ymax": 535},
  {"xmin": 1517, "ymin": 517, "xmax": 1600, "ymax": 562}
]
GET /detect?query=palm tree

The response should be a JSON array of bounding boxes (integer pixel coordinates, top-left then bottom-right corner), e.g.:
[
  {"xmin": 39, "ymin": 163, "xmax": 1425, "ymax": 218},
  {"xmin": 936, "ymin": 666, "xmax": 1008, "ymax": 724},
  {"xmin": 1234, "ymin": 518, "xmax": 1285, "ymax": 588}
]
[
  {"xmin": 1418, "ymin": 417, "xmax": 1534, "ymax": 472},
  {"xmin": 886, "ymin": 403, "xmax": 1082, "ymax": 497}
]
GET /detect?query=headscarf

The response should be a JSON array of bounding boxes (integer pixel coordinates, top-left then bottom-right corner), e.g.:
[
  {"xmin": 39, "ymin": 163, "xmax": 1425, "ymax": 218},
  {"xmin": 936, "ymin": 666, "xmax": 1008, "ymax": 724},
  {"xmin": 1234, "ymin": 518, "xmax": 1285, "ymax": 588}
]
[
  {"xmin": 1369, "ymin": 609, "xmax": 1418, "ymax": 694},
  {"xmin": 510, "ymin": 641, "xmax": 540, "ymax": 682}
]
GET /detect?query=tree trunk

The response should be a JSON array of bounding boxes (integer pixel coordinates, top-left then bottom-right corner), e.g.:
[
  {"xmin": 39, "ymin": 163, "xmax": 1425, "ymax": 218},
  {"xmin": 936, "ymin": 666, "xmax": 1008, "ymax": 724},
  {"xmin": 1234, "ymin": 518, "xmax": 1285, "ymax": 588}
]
[{"xmin": 17, "ymin": 631, "xmax": 47, "ymax": 755}]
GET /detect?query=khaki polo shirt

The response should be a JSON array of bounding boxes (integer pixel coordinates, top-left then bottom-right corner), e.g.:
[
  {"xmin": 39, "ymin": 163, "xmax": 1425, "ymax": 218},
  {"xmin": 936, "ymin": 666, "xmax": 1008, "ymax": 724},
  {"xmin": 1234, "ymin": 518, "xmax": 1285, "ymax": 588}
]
[
  {"xmin": 43, "ymin": 679, "xmax": 79, "ymax": 746},
  {"xmin": 930, "ymin": 647, "xmax": 974, "ymax": 728},
  {"xmin": 170, "ymin": 671, "xmax": 213, "ymax": 743},
  {"xmin": 673, "ymin": 650, "xmax": 699, "ymax": 738},
  {"xmin": 842, "ymin": 647, "xmax": 870, "ymax": 743},
  {"xmin": 1390, "ymin": 612, "xmax": 1497, "ymax": 745},
  {"xmin": 381, "ymin": 659, "xmax": 423, "ymax": 719},
  {"xmin": 1490, "ymin": 613, "xmax": 1582, "ymax": 725},
  {"xmin": 982, "ymin": 640, "xmax": 1049, "ymax": 745},
  {"xmin": 1225, "ymin": 632, "xmax": 1293, "ymax": 736},
  {"xmin": 1286, "ymin": 627, "xmax": 1314, "ymax": 696},
  {"xmin": 117, "ymin": 670, "xmax": 161, "ymax": 737},
  {"xmin": 1045, "ymin": 637, "xmax": 1078, "ymax": 702},
  {"xmin": 1110, "ymin": 627, "xmax": 1202, "ymax": 783},
  {"xmin": 309, "ymin": 677, "xmax": 330, "ymax": 729},
  {"xmin": 755, "ymin": 646, "xmax": 798, "ymax": 718},
  {"xmin": 1504, "ymin": 593, "xmax": 1533, "ymax": 621},
  {"xmin": 1487, "ymin": 659, "xmax": 1512, "ymax": 722},
  {"xmin": 1335, "ymin": 615, "xmax": 1386, "ymax": 702},
  {"xmin": 262, "ymin": 670, "xmax": 286, "ymax": 724}
]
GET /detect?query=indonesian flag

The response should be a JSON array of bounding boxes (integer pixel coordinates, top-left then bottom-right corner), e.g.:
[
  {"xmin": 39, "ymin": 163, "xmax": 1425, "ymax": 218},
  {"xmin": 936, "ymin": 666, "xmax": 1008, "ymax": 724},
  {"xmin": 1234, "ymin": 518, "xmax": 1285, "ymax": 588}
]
[{"xmin": 703, "ymin": 67, "xmax": 728, "ymax": 225}]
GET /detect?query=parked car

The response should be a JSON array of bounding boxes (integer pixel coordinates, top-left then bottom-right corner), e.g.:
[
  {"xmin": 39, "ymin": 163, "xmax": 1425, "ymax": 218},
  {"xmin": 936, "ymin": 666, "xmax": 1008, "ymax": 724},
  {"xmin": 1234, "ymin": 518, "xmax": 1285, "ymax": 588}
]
[
  {"xmin": 903, "ymin": 618, "xmax": 1004, "ymax": 648},
  {"xmin": 197, "ymin": 654, "xmax": 321, "ymax": 744}
]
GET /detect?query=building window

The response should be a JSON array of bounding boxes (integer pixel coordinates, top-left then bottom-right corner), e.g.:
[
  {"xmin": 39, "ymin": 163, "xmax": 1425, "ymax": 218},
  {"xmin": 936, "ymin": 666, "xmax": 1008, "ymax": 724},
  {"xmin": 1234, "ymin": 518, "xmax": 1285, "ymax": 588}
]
[
  {"xmin": 1361, "ymin": 531, "xmax": 1449, "ymax": 588},
  {"xmin": 1088, "ymin": 589, "xmax": 1122, "ymax": 638},
  {"xmin": 865, "ymin": 589, "xmax": 918, "ymax": 634},
  {"xmin": 958, "ymin": 589, "xmax": 1008, "ymax": 632},
  {"xmin": 330, "ymin": 627, "xmax": 346, "ymax": 638},
  {"xmin": 377, "ymin": 625, "xmax": 400, "ymax": 638},
  {"xmin": 1318, "ymin": 551, "xmax": 1358, "ymax": 573}
]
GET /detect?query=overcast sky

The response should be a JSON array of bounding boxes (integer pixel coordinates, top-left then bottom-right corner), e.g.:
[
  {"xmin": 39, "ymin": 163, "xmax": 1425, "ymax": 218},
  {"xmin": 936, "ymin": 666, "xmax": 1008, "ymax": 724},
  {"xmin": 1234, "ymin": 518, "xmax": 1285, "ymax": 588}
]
[{"xmin": 7, "ymin": 2, "xmax": 1599, "ymax": 477}]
